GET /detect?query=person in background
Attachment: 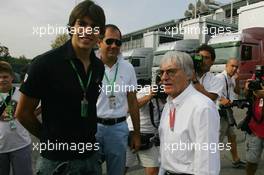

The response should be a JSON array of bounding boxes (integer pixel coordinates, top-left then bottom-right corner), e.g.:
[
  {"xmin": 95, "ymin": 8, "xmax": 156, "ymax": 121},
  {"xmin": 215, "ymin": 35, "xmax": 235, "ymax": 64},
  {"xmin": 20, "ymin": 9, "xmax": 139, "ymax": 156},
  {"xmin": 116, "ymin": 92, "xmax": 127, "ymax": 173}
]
[
  {"xmin": 244, "ymin": 66, "xmax": 264, "ymax": 175},
  {"xmin": 0, "ymin": 61, "xmax": 32, "ymax": 175},
  {"xmin": 125, "ymin": 78, "xmax": 166, "ymax": 175},
  {"xmin": 216, "ymin": 58, "xmax": 246, "ymax": 168},
  {"xmin": 192, "ymin": 44, "xmax": 223, "ymax": 102}
]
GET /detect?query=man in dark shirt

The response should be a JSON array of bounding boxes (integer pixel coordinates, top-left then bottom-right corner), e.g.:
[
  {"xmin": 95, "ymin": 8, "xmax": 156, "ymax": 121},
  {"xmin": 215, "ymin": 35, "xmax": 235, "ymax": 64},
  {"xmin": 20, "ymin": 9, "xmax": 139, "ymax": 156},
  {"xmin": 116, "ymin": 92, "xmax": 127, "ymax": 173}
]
[{"xmin": 15, "ymin": 1, "xmax": 105, "ymax": 174}]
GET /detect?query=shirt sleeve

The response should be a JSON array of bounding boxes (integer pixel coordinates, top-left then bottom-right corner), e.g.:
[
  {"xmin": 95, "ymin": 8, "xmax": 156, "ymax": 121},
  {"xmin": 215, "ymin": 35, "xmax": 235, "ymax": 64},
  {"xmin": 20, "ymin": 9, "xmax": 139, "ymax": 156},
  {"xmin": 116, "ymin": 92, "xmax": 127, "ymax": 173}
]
[
  {"xmin": 20, "ymin": 57, "xmax": 45, "ymax": 99},
  {"xmin": 205, "ymin": 74, "xmax": 224, "ymax": 98},
  {"xmin": 215, "ymin": 73, "xmax": 226, "ymax": 98},
  {"xmin": 193, "ymin": 105, "xmax": 220, "ymax": 175},
  {"xmin": 126, "ymin": 62, "xmax": 138, "ymax": 92}
]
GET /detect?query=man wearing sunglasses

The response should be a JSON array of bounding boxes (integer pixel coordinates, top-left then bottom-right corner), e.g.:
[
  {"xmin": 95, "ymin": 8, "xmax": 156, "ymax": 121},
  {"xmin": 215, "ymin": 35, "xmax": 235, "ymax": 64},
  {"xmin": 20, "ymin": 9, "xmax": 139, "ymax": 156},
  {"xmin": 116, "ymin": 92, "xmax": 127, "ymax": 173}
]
[
  {"xmin": 96, "ymin": 24, "xmax": 141, "ymax": 175},
  {"xmin": 192, "ymin": 44, "xmax": 223, "ymax": 102}
]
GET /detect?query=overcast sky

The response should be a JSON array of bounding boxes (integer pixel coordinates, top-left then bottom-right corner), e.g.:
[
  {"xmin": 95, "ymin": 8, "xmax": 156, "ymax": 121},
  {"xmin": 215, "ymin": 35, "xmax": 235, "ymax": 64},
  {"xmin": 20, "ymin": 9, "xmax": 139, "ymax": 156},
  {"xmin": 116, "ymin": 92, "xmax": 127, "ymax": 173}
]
[{"xmin": 0, "ymin": 0, "xmax": 231, "ymax": 59}]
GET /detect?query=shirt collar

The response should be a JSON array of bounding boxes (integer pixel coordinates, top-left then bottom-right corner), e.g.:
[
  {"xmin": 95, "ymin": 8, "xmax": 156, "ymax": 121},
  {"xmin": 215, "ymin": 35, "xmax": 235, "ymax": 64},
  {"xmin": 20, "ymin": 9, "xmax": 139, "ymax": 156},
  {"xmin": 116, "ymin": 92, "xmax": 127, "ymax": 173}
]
[
  {"xmin": 64, "ymin": 39, "xmax": 97, "ymax": 64},
  {"xmin": 102, "ymin": 55, "xmax": 122, "ymax": 69},
  {"xmin": 166, "ymin": 83, "xmax": 193, "ymax": 106},
  {"xmin": 223, "ymin": 70, "xmax": 231, "ymax": 79},
  {"xmin": 197, "ymin": 71, "xmax": 208, "ymax": 81}
]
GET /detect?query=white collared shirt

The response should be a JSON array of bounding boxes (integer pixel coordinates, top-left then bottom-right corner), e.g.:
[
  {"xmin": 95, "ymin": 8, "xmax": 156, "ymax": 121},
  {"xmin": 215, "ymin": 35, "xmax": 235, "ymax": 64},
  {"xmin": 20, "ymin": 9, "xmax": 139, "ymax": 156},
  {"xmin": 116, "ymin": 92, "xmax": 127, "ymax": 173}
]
[
  {"xmin": 216, "ymin": 70, "xmax": 238, "ymax": 102},
  {"xmin": 198, "ymin": 72, "xmax": 223, "ymax": 101},
  {"xmin": 96, "ymin": 56, "xmax": 137, "ymax": 118},
  {"xmin": 159, "ymin": 84, "xmax": 220, "ymax": 175}
]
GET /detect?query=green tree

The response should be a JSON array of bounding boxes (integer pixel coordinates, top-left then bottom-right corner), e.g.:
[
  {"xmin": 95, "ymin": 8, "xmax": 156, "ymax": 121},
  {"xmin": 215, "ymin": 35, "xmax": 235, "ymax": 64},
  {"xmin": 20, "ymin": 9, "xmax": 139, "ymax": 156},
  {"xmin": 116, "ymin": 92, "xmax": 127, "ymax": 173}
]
[
  {"xmin": 0, "ymin": 43, "xmax": 10, "ymax": 57},
  {"xmin": 51, "ymin": 33, "xmax": 69, "ymax": 49}
]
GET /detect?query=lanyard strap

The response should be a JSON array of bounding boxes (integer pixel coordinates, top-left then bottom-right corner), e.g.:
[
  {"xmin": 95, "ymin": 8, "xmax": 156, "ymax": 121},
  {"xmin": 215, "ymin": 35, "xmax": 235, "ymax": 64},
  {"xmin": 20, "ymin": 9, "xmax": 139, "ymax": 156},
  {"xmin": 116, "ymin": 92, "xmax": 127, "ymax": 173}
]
[
  {"xmin": 224, "ymin": 75, "xmax": 230, "ymax": 99},
  {"xmin": 69, "ymin": 60, "xmax": 92, "ymax": 96},
  {"xmin": 0, "ymin": 87, "xmax": 15, "ymax": 119},
  {"xmin": 104, "ymin": 63, "xmax": 119, "ymax": 95},
  {"xmin": 0, "ymin": 88, "xmax": 14, "ymax": 107}
]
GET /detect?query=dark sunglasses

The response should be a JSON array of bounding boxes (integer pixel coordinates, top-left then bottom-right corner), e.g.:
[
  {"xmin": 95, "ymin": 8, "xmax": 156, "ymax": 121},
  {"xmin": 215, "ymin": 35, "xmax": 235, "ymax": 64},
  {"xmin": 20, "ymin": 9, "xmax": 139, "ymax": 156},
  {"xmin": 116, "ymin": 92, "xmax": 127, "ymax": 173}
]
[{"xmin": 105, "ymin": 38, "xmax": 122, "ymax": 47}]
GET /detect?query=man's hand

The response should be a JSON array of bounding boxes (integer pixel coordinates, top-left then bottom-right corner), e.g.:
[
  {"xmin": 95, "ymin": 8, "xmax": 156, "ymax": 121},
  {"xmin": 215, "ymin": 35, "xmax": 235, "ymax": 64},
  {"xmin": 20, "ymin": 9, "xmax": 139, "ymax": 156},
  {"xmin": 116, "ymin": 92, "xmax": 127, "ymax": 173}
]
[
  {"xmin": 219, "ymin": 97, "xmax": 232, "ymax": 106},
  {"xmin": 193, "ymin": 82, "xmax": 205, "ymax": 92},
  {"xmin": 244, "ymin": 79, "xmax": 253, "ymax": 91},
  {"xmin": 130, "ymin": 131, "xmax": 141, "ymax": 152}
]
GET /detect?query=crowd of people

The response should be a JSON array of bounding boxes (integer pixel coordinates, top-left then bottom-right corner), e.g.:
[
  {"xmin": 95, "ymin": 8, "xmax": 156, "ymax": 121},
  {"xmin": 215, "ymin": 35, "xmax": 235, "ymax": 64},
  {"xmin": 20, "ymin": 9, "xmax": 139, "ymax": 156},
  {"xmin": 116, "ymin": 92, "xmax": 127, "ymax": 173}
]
[{"xmin": 0, "ymin": 0, "xmax": 263, "ymax": 175}]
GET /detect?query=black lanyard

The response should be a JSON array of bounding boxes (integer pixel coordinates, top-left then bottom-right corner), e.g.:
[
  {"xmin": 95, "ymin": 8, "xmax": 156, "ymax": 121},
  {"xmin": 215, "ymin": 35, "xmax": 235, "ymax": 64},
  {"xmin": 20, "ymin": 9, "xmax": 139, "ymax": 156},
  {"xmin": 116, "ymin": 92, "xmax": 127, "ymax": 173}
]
[{"xmin": 223, "ymin": 74, "xmax": 230, "ymax": 99}]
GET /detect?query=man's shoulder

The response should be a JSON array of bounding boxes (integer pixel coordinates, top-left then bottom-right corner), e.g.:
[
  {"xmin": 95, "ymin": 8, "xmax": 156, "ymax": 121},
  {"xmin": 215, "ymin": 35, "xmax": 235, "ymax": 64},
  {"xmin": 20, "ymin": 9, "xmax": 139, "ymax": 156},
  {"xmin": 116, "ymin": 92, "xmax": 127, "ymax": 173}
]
[
  {"xmin": 188, "ymin": 88, "xmax": 216, "ymax": 107},
  {"xmin": 32, "ymin": 43, "xmax": 67, "ymax": 65},
  {"xmin": 215, "ymin": 72, "xmax": 226, "ymax": 81},
  {"xmin": 204, "ymin": 72, "xmax": 223, "ymax": 86},
  {"xmin": 118, "ymin": 57, "xmax": 134, "ymax": 70},
  {"xmin": 205, "ymin": 72, "xmax": 217, "ymax": 79},
  {"xmin": 92, "ymin": 54, "xmax": 104, "ymax": 70}
]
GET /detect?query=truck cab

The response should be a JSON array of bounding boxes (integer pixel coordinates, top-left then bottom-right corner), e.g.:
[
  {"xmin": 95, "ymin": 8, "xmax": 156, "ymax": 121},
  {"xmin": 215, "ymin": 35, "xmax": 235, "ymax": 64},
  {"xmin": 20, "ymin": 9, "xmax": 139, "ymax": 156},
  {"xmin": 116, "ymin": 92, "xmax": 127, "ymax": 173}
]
[
  {"xmin": 209, "ymin": 27, "xmax": 264, "ymax": 86},
  {"xmin": 122, "ymin": 48, "xmax": 153, "ymax": 84}
]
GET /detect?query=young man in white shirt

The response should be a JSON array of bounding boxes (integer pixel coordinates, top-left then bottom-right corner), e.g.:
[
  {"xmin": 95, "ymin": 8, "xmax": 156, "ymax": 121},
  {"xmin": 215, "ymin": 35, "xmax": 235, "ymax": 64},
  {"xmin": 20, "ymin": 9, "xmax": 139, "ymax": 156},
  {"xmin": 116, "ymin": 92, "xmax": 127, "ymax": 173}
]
[
  {"xmin": 126, "ymin": 79, "xmax": 166, "ymax": 175},
  {"xmin": 159, "ymin": 51, "xmax": 220, "ymax": 175}
]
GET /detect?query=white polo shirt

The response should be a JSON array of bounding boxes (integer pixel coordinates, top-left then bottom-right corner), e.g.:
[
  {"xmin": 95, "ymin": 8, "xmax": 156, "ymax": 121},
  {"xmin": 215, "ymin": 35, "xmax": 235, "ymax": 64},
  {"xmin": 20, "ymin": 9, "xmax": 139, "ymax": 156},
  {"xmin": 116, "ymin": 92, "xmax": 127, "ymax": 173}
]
[
  {"xmin": 216, "ymin": 70, "xmax": 238, "ymax": 102},
  {"xmin": 0, "ymin": 87, "xmax": 31, "ymax": 153},
  {"xmin": 127, "ymin": 86, "xmax": 164, "ymax": 133},
  {"xmin": 97, "ymin": 57, "xmax": 137, "ymax": 118},
  {"xmin": 198, "ymin": 72, "xmax": 223, "ymax": 100},
  {"xmin": 159, "ymin": 84, "xmax": 220, "ymax": 175}
]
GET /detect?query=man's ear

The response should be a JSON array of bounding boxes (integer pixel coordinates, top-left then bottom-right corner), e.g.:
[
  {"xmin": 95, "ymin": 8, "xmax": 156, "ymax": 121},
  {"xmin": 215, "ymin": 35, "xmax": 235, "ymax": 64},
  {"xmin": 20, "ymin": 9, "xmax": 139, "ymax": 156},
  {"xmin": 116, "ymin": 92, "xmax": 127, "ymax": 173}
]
[{"xmin": 97, "ymin": 39, "xmax": 102, "ymax": 48}]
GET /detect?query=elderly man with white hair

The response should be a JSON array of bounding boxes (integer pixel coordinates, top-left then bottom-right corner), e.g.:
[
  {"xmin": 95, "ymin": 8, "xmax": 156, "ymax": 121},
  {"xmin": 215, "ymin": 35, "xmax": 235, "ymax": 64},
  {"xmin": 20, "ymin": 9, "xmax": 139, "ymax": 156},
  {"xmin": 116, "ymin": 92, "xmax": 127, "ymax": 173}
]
[{"xmin": 158, "ymin": 51, "xmax": 220, "ymax": 175}]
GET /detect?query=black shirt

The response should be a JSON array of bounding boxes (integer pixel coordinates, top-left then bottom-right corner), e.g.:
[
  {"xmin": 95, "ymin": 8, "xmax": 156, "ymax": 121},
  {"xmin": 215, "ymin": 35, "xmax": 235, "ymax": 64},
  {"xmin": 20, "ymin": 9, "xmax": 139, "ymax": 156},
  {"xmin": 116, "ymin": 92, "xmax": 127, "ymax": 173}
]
[{"xmin": 20, "ymin": 40, "xmax": 104, "ymax": 160}]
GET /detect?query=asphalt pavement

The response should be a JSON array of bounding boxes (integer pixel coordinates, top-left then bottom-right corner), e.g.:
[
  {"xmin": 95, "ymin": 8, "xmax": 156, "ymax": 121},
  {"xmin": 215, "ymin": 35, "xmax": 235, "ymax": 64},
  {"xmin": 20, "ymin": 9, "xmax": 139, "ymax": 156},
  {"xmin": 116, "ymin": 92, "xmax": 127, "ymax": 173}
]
[{"xmin": 30, "ymin": 107, "xmax": 264, "ymax": 175}]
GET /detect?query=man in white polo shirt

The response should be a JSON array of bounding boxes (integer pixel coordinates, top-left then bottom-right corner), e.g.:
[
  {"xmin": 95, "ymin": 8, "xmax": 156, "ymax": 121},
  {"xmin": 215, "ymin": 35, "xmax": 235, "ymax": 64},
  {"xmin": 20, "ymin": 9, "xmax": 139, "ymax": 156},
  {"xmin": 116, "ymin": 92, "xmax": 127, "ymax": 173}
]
[
  {"xmin": 96, "ymin": 24, "xmax": 140, "ymax": 175},
  {"xmin": 159, "ymin": 51, "xmax": 220, "ymax": 175}
]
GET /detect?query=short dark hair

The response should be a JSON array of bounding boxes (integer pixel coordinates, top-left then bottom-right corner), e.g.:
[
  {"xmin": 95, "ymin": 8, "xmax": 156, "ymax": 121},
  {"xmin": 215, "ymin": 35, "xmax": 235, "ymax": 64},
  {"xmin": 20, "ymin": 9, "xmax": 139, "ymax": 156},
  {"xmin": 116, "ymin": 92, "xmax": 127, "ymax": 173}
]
[
  {"xmin": 100, "ymin": 24, "xmax": 122, "ymax": 39},
  {"xmin": 68, "ymin": 0, "xmax": 105, "ymax": 35},
  {"xmin": 196, "ymin": 44, "xmax": 216, "ymax": 61},
  {"xmin": 0, "ymin": 61, "xmax": 14, "ymax": 76}
]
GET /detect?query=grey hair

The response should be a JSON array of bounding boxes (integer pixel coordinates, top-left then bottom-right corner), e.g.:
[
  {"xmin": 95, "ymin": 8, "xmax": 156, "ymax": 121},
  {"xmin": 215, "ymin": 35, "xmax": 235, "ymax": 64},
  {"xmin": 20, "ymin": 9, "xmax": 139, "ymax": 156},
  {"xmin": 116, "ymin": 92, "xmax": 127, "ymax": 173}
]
[
  {"xmin": 226, "ymin": 57, "xmax": 239, "ymax": 64},
  {"xmin": 160, "ymin": 51, "xmax": 194, "ymax": 78}
]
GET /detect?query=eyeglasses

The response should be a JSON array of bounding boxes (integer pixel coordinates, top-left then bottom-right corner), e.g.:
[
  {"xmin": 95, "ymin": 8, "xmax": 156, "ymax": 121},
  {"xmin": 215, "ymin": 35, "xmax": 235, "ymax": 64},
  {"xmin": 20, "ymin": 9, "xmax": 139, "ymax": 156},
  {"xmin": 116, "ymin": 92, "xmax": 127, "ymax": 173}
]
[
  {"xmin": 157, "ymin": 68, "xmax": 177, "ymax": 78},
  {"xmin": 104, "ymin": 38, "xmax": 122, "ymax": 47}
]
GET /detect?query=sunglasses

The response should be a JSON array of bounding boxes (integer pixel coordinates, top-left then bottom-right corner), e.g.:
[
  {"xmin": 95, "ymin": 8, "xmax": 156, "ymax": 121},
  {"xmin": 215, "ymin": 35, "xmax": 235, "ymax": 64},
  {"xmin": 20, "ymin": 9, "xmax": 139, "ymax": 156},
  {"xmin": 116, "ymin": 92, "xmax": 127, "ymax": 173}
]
[
  {"xmin": 104, "ymin": 38, "xmax": 122, "ymax": 47},
  {"xmin": 157, "ymin": 68, "xmax": 178, "ymax": 78}
]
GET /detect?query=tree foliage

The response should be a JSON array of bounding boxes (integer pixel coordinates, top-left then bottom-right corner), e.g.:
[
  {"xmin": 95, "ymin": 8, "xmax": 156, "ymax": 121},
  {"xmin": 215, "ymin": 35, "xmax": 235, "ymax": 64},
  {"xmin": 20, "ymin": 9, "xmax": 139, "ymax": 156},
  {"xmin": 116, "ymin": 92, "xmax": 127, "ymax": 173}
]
[
  {"xmin": 0, "ymin": 43, "xmax": 10, "ymax": 57},
  {"xmin": 51, "ymin": 33, "xmax": 69, "ymax": 49}
]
